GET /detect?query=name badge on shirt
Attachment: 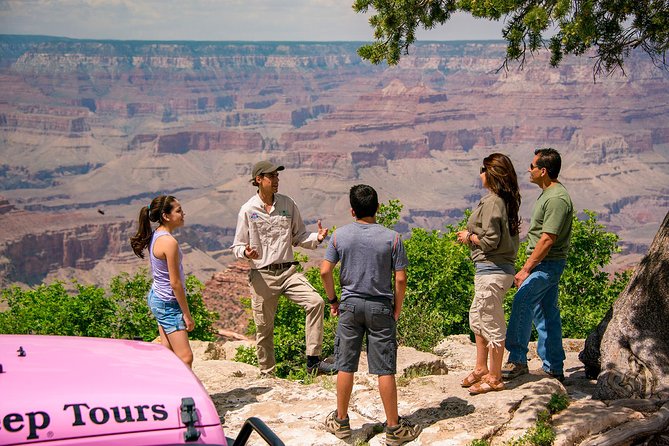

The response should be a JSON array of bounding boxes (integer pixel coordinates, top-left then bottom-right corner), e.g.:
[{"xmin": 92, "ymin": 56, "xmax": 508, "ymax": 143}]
[{"xmin": 250, "ymin": 212, "xmax": 260, "ymax": 221}]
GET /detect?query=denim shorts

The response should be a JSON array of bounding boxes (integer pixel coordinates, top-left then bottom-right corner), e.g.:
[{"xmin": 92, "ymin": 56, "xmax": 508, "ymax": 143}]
[
  {"xmin": 334, "ymin": 296, "xmax": 397, "ymax": 375},
  {"xmin": 147, "ymin": 288, "xmax": 186, "ymax": 334}
]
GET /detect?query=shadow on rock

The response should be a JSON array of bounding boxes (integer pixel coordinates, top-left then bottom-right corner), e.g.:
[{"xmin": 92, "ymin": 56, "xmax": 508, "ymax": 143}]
[
  {"xmin": 210, "ymin": 386, "xmax": 273, "ymax": 420},
  {"xmin": 410, "ymin": 396, "xmax": 474, "ymax": 426}
]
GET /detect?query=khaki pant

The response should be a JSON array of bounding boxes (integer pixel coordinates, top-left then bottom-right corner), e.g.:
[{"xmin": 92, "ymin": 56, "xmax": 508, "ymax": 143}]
[{"xmin": 249, "ymin": 265, "xmax": 324, "ymax": 373}]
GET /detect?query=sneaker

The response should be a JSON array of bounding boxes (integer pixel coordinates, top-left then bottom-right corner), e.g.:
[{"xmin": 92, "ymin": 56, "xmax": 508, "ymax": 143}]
[
  {"xmin": 324, "ymin": 410, "xmax": 351, "ymax": 439},
  {"xmin": 385, "ymin": 417, "xmax": 422, "ymax": 446},
  {"xmin": 307, "ymin": 360, "xmax": 337, "ymax": 375},
  {"xmin": 501, "ymin": 362, "xmax": 529, "ymax": 380}
]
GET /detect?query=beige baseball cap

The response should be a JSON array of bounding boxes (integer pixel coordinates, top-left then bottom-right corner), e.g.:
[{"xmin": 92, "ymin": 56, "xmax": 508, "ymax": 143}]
[{"xmin": 250, "ymin": 160, "xmax": 284, "ymax": 182}]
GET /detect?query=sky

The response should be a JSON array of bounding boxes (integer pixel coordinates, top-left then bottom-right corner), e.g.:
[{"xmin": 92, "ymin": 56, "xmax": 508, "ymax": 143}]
[{"xmin": 0, "ymin": 0, "xmax": 504, "ymax": 42}]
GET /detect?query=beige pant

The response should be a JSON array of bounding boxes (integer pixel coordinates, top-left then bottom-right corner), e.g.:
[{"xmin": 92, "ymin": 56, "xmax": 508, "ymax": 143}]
[
  {"xmin": 249, "ymin": 265, "xmax": 324, "ymax": 373},
  {"xmin": 470, "ymin": 273, "xmax": 514, "ymax": 348}
]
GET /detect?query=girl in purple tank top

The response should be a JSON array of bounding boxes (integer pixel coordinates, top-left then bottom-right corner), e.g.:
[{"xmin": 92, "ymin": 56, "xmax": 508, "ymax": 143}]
[{"xmin": 130, "ymin": 195, "xmax": 194, "ymax": 368}]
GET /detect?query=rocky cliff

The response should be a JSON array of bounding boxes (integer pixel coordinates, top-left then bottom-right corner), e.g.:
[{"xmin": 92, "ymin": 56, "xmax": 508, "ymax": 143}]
[{"xmin": 1, "ymin": 35, "xmax": 668, "ymax": 287}]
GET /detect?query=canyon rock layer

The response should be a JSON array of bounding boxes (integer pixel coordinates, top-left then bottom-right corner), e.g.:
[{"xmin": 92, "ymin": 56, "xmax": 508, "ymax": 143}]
[{"xmin": 1, "ymin": 35, "xmax": 668, "ymax": 294}]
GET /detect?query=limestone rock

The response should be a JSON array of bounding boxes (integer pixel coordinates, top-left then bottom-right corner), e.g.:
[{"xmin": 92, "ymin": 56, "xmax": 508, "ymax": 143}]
[
  {"xmin": 188, "ymin": 336, "xmax": 666, "ymax": 445},
  {"xmin": 552, "ymin": 399, "xmax": 641, "ymax": 446}
]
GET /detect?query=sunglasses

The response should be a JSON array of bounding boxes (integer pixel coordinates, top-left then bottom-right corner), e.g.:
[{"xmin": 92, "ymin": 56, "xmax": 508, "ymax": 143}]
[
  {"xmin": 480, "ymin": 166, "xmax": 486, "ymax": 174},
  {"xmin": 530, "ymin": 163, "xmax": 542, "ymax": 170}
]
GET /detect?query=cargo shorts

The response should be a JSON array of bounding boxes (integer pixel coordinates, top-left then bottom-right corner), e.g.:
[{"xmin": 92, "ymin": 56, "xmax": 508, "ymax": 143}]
[{"xmin": 334, "ymin": 296, "xmax": 397, "ymax": 376}]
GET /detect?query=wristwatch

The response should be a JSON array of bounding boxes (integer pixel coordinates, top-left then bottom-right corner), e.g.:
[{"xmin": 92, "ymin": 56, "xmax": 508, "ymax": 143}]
[{"xmin": 328, "ymin": 297, "xmax": 338, "ymax": 304}]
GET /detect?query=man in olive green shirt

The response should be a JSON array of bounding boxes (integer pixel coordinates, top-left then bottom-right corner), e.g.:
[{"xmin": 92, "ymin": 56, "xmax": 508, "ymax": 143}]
[{"xmin": 502, "ymin": 148, "xmax": 573, "ymax": 382}]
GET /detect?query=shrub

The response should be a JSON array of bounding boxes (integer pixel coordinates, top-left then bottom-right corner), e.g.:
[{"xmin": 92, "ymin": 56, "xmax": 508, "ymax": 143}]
[
  {"xmin": 0, "ymin": 271, "xmax": 218, "ymax": 341},
  {"xmin": 546, "ymin": 392, "xmax": 569, "ymax": 414},
  {"xmin": 400, "ymin": 224, "xmax": 474, "ymax": 349}
]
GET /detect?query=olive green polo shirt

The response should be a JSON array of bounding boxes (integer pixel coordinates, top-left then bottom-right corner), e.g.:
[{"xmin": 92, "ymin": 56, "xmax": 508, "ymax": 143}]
[{"xmin": 526, "ymin": 183, "xmax": 573, "ymax": 260}]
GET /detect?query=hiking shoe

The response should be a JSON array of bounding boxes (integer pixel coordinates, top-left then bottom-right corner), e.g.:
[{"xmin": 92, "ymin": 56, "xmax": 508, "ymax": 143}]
[
  {"xmin": 324, "ymin": 410, "xmax": 351, "ymax": 439},
  {"xmin": 307, "ymin": 360, "xmax": 337, "ymax": 375},
  {"xmin": 501, "ymin": 362, "xmax": 529, "ymax": 380},
  {"xmin": 537, "ymin": 369, "xmax": 565, "ymax": 382},
  {"xmin": 385, "ymin": 417, "xmax": 422, "ymax": 446}
]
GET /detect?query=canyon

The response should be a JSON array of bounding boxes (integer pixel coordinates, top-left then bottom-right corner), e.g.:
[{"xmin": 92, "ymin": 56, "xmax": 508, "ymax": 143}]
[{"xmin": 1, "ymin": 35, "xmax": 668, "ymax": 300}]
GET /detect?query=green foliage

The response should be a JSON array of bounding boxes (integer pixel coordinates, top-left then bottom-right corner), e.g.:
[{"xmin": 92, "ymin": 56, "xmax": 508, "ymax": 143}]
[
  {"xmin": 0, "ymin": 282, "xmax": 117, "ymax": 337},
  {"xmin": 523, "ymin": 418, "xmax": 556, "ymax": 446},
  {"xmin": 399, "ymin": 220, "xmax": 475, "ymax": 350},
  {"xmin": 108, "ymin": 271, "xmax": 156, "ymax": 340},
  {"xmin": 396, "ymin": 296, "xmax": 452, "ymax": 352},
  {"xmin": 353, "ymin": 0, "xmax": 668, "ymax": 76},
  {"xmin": 559, "ymin": 211, "xmax": 631, "ymax": 338},
  {"xmin": 233, "ymin": 344, "xmax": 258, "ymax": 367},
  {"xmin": 469, "ymin": 440, "xmax": 490, "ymax": 446},
  {"xmin": 377, "ymin": 198, "xmax": 403, "ymax": 229},
  {"xmin": 382, "ymin": 200, "xmax": 473, "ymax": 350},
  {"xmin": 0, "ymin": 271, "xmax": 218, "ymax": 341},
  {"xmin": 547, "ymin": 392, "xmax": 569, "ymax": 414},
  {"xmin": 184, "ymin": 275, "xmax": 219, "ymax": 341}
]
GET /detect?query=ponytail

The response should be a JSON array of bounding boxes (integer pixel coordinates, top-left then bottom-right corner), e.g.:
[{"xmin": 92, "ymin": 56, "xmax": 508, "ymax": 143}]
[{"xmin": 130, "ymin": 195, "xmax": 177, "ymax": 258}]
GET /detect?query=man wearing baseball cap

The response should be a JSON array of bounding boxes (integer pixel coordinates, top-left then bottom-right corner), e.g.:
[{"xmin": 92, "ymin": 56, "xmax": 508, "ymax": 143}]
[{"xmin": 232, "ymin": 160, "xmax": 335, "ymax": 376}]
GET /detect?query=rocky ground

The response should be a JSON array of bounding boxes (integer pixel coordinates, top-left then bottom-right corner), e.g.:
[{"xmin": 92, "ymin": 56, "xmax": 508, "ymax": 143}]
[{"xmin": 190, "ymin": 336, "xmax": 668, "ymax": 446}]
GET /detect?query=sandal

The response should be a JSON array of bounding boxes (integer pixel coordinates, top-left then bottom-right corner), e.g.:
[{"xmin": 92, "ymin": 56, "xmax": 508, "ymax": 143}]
[
  {"xmin": 469, "ymin": 376, "xmax": 505, "ymax": 395},
  {"xmin": 461, "ymin": 370, "xmax": 487, "ymax": 388}
]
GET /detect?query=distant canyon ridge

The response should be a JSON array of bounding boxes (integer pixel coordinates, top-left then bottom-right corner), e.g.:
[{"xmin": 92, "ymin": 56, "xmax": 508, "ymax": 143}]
[{"xmin": 1, "ymin": 35, "xmax": 668, "ymax": 291}]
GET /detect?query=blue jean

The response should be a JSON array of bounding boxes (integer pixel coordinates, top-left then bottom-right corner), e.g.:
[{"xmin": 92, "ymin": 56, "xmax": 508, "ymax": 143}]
[{"xmin": 506, "ymin": 259, "xmax": 566, "ymax": 374}]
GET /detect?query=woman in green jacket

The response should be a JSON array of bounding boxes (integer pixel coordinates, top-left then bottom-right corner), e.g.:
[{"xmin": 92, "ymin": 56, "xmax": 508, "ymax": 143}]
[{"xmin": 457, "ymin": 153, "xmax": 521, "ymax": 394}]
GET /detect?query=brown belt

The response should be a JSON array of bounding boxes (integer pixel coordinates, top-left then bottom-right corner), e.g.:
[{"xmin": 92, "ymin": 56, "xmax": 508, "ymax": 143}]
[{"xmin": 256, "ymin": 261, "xmax": 298, "ymax": 271}]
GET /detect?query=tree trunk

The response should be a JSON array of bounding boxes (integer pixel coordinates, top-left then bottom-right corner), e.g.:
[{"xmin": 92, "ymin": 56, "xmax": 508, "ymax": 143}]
[
  {"xmin": 579, "ymin": 307, "xmax": 612, "ymax": 379},
  {"xmin": 593, "ymin": 210, "xmax": 669, "ymax": 400}
]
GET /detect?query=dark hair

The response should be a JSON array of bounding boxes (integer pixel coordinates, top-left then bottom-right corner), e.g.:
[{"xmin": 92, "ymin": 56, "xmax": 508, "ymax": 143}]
[
  {"xmin": 534, "ymin": 147, "xmax": 562, "ymax": 179},
  {"xmin": 482, "ymin": 153, "xmax": 522, "ymax": 236},
  {"xmin": 349, "ymin": 184, "xmax": 378, "ymax": 219},
  {"xmin": 130, "ymin": 195, "xmax": 177, "ymax": 258}
]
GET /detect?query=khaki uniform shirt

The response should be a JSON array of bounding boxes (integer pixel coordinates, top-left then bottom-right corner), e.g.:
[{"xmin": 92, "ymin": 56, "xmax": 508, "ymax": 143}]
[{"xmin": 232, "ymin": 192, "xmax": 320, "ymax": 268}]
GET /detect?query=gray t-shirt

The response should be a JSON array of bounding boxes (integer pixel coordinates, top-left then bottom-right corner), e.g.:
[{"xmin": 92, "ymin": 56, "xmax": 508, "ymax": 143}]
[{"xmin": 324, "ymin": 222, "xmax": 408, "ymax": 301}]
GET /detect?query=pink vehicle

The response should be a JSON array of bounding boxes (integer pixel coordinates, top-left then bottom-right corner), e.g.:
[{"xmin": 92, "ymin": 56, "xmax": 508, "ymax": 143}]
[{"xmin": 0, "ymin": 335, "xmax": 283, "ymax": 446}]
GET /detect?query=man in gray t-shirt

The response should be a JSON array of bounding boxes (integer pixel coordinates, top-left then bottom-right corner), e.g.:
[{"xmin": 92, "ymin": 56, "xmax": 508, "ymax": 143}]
[
  {"xmin": 327, "ymin": 220, "xmax": 408, "ymax": 302},
  {"xmin": 321, "ymin": 185, "xmax": 421, "ymax": 445}
]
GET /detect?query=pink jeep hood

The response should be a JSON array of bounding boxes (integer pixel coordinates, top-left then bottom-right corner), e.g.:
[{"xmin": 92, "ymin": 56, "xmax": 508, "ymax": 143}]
[{"xmin": 0, "ymin": 335, "xmax": 225, "ymax": 445}]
